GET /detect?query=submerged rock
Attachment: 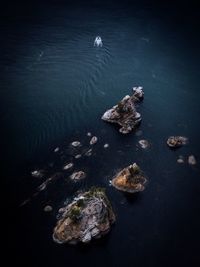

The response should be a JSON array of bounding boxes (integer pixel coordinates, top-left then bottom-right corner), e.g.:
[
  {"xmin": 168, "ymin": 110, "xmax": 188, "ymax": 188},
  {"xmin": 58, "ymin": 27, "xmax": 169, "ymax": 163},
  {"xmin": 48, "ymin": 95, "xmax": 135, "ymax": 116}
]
[
  {"xmin": 138, "ymin": 139, "xmax": 150, "ymax": 149},
  {"xmin": 111, "ymin": 163, "xmax": 147, "ymax": 193},
  {"xmin": 44, "ymin": 205, "xmax": 53, "ymax": 212},
  {"xmin": 167, "ymin": 136, "xmax": 188, "ymax": 148},
  {"xmin": 31, "ymin": 170, "xmax": 44, "ymax": 178},
  {"xmin": 188, "ymin": 155, "xmax": 197, "ymax": 165},
  {"xmin": 63, "ymin": 163, "xmax": 74, "ymax": 170},
  {"xmin": 101, "ymin": 89, "xmax": 143, "ymax": 134},
  {"xmin": 71, "ymin": 141, "xmax": 81, "ymax": 147},
  {"xmin": 85, "ymin": 149, "xmax": 92, "ymax": 157},
  {"xmin": 89, "ymin": 136, "xmax": 98, "ymax": 145},
  {"xmin": 70, "ymin": 171, "xmax": 86, "ymax": 181},
  {"xmin": 53, "ymin": 188, "xmax": 115, "ymax": 244},
  {"xmin": 104, "ymin": 143, "xmax": 109, "ymax": 148},
  {"xmin": 75, "ymin": 154, "xmax": 82, "ymax": 159},
  {"xmin": 177, "ymin": 155, "xmax": 184, "ymax": 164}
]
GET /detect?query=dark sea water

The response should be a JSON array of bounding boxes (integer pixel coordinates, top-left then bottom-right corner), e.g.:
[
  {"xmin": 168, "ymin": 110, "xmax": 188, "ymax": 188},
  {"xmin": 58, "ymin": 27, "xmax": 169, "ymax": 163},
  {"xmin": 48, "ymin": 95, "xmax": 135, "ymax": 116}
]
[{"xmin": 1, "ymin": 1, "xmax": 200, "ymax": 266}]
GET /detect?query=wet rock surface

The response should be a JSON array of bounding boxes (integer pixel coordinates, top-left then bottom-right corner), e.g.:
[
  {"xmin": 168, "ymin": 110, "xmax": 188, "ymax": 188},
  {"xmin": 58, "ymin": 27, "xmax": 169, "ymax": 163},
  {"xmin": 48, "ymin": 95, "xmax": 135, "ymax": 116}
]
[
  {"xmin": 70, "ymin": 171, "xmax": 86, "ymax": 181},
  {"xmin": 89, "ymin": 136, "xmax": 98, "ymax": 145},
  {"xmin": 138, "ymin": 139, "xmax": 150, "ymax": 149},
  {"xmin": 101, "ymin": 87, "xmax": 143, "ymax": 134},
  {"xmin": 63, "ymin": 163, "xmax": 73, "ymax": 170},
  {"xmin": 111, "ymin": 163, "xmax": 147, "ymax": 193},
  {"xmin": 53, "ymin": 188, "xmax": 115, "ymax": 244},
  {"xmin": 167, "ymin": 136, "xmax": 188, "ymax": 148},
  {"xmin": 188, "ymin": 155, "xmax": 197, "ymax": 165},
  {"xmin": 71, "ymin": 141, "xmax": 81, "ymax": 147}
]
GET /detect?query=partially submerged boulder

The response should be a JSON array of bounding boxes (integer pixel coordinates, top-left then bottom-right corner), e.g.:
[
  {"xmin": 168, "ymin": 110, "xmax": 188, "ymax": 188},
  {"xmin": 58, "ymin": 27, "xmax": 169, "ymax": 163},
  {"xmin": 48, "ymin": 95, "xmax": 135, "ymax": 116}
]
[
  {"xmin": 138, "ymin": 139, "xmax": 150, "ymax": 149},
  {"xmin": 70, "ymin": 171, "xmax": 86, "ymax": 181},
  {"xmin": 101, "ymin": 88, "xmax": 143, "ymax": 134},
  {"xmin": 90, "ymin": 136, "xmax": 98, "ymax": 145},
  {"xmin": 71, "ymin": 141, "xmax": 81, "ymax": 147},
  {"xmin": 167, "ymin": 136, "xmax": 188, "ymax": 148},
  {"xmin": 111, "ymin": 163, "xmax": 147, "ymax": 193},
  {"xmin": 53, "ymin": 188, "xmax": 115, "ymax": 244},
  {"xmin": 188, "ymin": 155, "xmax": 197, "ymax": 165},
  {"xmin": 132, "ymin": 86, "xmax": 144, "ymax": 100},
  {"xmin": 63, "ymin": 163, "xmax": 73, "ymax": 170}
]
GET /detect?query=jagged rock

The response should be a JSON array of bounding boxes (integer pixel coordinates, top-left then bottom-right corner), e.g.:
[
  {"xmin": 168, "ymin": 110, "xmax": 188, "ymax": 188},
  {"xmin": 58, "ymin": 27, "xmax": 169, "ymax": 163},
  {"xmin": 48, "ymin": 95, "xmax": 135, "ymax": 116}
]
[
  {"xmin": 70, "ymin": 171, "xmax": 86, "ymax": 181},
  {"xmin": 167, "ymin": 136, "xmax": 188, "ymax": 148},
  {"xmin": 104, "ymin": 143, "xmax": 109, "ymax": 148},
  {"xmin": 188, "ymin": 155, "xmax": 197, "ymax": 165},
  {"xmin": 90, "ymin": 136, "xmax": 98, "ymax": 145},
  {"xmin": 63, "ymin": 163, "xmax": 73, "ymax": 170},
  {"xmin": 44, "ymin": 205, "xmax": 53, "ymax": 212},
  {"xmin": 101, "ymin": 90, "xmax": 143, "ymax": 134},
  {"xmin": 111, "ymin": 163, "xmax": 147, "ymax": 193},
  {"xmin": 71, "ymin": 141, "xmax": 81, "ymax": 147},
  {"xmin": 54, "ymin": 147, "xmax": 59, "ymax": 152},
  {"xmin": 132, "ymin": 86, "xmax": 144, "ymax": 100},
  {"xmin": 138, "ymin": 139, "xmax": 150, "ymax": 149},
  {"xmin": 53, "ymin": 188, "xmax": 115, "ymax": 244}
]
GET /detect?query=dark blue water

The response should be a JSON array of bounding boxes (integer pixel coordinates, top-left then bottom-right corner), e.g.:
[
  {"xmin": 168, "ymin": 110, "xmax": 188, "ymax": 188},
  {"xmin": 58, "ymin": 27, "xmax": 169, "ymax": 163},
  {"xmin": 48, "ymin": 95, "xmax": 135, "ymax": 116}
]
[{"xmin": 2, "ymin": 1, "xmax": 200, "ymax": 266}]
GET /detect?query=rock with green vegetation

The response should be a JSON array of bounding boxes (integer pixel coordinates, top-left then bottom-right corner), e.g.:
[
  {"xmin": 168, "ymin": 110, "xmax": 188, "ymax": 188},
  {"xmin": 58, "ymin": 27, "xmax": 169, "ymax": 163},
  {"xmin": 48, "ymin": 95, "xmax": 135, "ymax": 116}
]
[
  {"xmin": 101, "ymin": 88, "xmax": 143, "ymax": 134},
  {"xmin": 111, "ymin": 163, "xmax": 148, "ymax": 193},
  {"xmin": 53, "ymin": 188, "xmax": 115, "ymax": 244}
]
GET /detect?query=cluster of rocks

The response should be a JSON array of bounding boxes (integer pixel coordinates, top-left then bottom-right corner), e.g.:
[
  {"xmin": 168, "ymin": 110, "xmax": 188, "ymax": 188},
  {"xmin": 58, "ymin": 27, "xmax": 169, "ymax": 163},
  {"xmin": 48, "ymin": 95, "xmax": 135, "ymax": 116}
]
[
  {"xmin": 28, "ymin": 86, "xmax": 198, "ymax": 246},
  {"xmin": 53, "ymin": 188, "xmax": 115, "ymax": 244},
  {"xmin": 177, "ymin": 155, "xmax": 197, "ymax": 165},
  {"xmin": 101, "ymin": 86, "xmax": 144, "ymax": 134}
]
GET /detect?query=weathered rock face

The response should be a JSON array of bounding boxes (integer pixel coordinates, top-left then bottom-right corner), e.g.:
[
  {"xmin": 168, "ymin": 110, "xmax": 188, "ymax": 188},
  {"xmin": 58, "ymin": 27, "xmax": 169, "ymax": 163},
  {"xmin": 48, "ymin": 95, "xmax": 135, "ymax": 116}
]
[
  {"xmin": 111, "ymin": 163, "xmax": 147, "ymax": 193},
  {"xmin": 167, "ymin": 136, "xmax": 188, "ymax": 148},
  {"xmin": 101, "ymin": 87, "xmax": 144, "ymax": 134},
  {"xmin": 53, "ymin": 188, "xmax": 115, "ymax": 244}
]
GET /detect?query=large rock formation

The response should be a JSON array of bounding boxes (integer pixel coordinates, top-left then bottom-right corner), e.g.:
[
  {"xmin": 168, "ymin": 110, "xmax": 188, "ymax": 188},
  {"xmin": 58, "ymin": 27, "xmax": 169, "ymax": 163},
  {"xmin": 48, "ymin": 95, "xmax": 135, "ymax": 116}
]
[
  {"xmin": 101, "ymin": 87, "xmax": 144, "ymax": 134},
  {"xmin": 53, "ymin": 188, "xmax": 115, "ymax": 244},
  {"xmin": 111, "ymin": 163, "xmax": 147, "ymax": 193}
]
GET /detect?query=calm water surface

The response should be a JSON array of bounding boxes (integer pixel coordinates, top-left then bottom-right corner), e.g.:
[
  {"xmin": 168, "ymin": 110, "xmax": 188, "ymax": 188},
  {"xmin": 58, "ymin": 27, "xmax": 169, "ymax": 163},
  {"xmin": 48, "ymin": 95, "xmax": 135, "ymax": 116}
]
[{"xmin": 1, "ymin": 2, "xmax": 200, "ymax": 267}]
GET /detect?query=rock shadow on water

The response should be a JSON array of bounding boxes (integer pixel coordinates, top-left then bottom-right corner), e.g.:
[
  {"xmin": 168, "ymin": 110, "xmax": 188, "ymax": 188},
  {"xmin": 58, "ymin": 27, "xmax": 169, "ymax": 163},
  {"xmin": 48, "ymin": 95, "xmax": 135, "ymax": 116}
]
[{"xmin": 122, "ymin": 192, "xmax": 142, "ymax": 204}]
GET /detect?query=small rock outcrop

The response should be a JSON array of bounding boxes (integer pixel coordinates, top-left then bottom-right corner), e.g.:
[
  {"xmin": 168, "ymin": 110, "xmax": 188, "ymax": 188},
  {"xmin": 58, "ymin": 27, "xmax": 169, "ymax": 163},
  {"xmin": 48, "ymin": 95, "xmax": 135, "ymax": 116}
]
[
  {"xmin": 167, "ymin": 136, "xmax": 188, "ymax": 148},
  {"xmin": 90, "ymin": 136, "xmax": 98, "ymax": 145},
  {"xmin": 31, "ymin": 170, "xmax": 44, "ymax": 178},
  {"xmin": 177, "ymin": 155, "xmax": 184, "ymax": 164},
  {"xmin": 71, "ymin": 141, "xmax": 81, "ymax": 147},
  {"xmin": 138, "ymin": 139, "xmax": 150, "ymax": 149},
  {"xmin": 132, "ymin": 86, "xmax": 144, "ymax": 100},
  {"xmin": 63, "ymin": 163, "xmax": 73, "ymax": 170},
  {"xmin": 53, "ymin": 188, "xmax": 115, "ymax": 244},
  {"xmin": 188, "ymin": 155, "xmax": 197, "ymax": 165},
  {"xmin": 101, "ymin": 87, "xmax": 144, "ymax": 134},
  {"xmin": 111, "ymin": 163, "xmax": 147, "ymax": 193},
  {"xmin": 44, "ymin": 205, "xmax": 53, "ymax": 212},
  {"xmin": 70, "ymin": 171, "xmax": 86, "ymax": 181}
]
